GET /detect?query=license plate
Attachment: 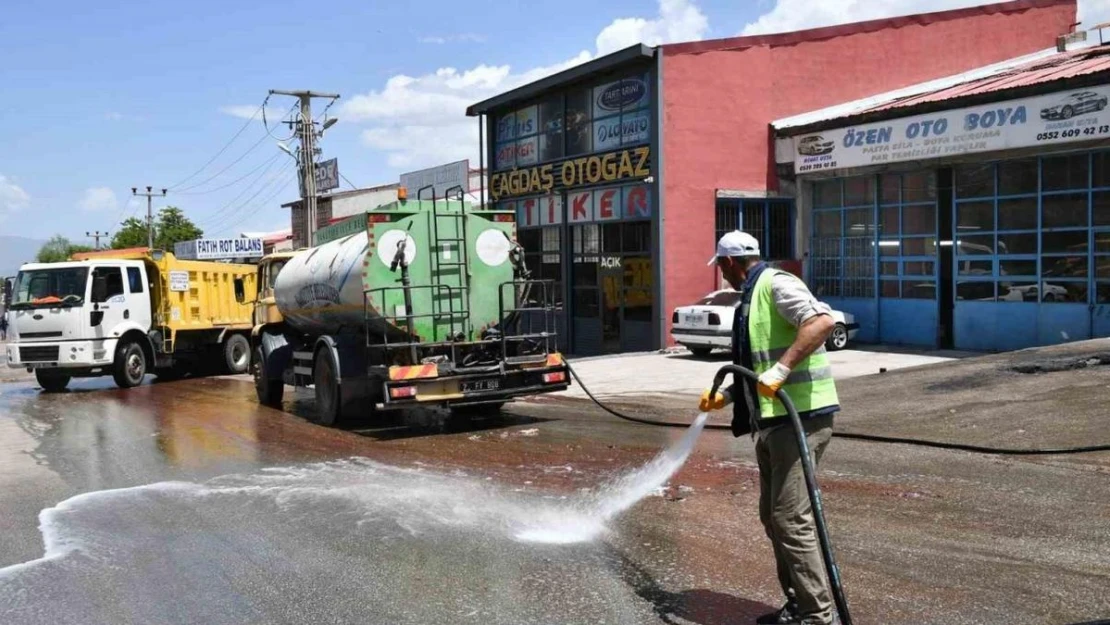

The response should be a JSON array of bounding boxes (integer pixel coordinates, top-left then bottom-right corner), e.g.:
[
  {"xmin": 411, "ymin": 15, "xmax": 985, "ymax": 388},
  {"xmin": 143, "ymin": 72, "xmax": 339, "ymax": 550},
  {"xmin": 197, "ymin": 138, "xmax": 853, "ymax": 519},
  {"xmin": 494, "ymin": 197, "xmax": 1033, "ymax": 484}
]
[
  {"xmin": 683, "ymin": 313, "xmax": 707, "ymax": 326},
  {"xmin": 461, "ymin": 378, "xmax": 501, "ymax": 393}
]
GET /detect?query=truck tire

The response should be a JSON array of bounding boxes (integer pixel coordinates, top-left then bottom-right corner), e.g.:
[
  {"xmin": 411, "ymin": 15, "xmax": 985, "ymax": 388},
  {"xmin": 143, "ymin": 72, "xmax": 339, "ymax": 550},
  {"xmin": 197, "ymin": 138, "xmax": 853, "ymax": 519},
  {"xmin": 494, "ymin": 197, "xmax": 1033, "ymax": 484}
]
[
  {"xmin": 223, "ymin": 334, "xmax": 251, "ymax": 375},
  {"xmin": 36, "ymin": 370, "xmax": 71, "ymax": 393},
  {"xmin": 112, "ymin": 340, "xmax": 147, "ymax": 389},
  {"xmin": 253, "ymin": 345, "xmax": 284, "ymax": 407},
  {"xmin": 313, "ymin": 348, "xmax": 343, "ymax": 426}
]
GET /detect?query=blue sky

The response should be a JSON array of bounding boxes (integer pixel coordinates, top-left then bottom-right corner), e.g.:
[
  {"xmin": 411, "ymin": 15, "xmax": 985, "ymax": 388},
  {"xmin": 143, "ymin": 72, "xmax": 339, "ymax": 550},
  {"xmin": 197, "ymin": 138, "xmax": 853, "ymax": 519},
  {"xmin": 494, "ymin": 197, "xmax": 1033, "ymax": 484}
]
[{"xmin": 0, "ymin": 0, "xmax": 1104, "ymax": 243}]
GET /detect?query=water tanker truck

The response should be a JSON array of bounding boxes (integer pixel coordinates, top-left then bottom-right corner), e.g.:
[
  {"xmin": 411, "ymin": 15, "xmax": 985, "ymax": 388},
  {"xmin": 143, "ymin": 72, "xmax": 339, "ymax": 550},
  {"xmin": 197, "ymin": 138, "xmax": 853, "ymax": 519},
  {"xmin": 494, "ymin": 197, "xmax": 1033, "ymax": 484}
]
[{"xmin": 246, "ymin": 194, "xmax": 570, "ymax": 425}]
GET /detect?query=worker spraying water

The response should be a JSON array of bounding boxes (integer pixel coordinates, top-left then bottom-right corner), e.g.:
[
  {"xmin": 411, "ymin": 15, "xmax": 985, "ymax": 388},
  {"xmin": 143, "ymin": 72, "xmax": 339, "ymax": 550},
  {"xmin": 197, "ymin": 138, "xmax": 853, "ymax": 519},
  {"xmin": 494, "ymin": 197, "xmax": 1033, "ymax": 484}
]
[{"xmin": 700, "ymin": 231, "xmax": 845, "ymax": 625}]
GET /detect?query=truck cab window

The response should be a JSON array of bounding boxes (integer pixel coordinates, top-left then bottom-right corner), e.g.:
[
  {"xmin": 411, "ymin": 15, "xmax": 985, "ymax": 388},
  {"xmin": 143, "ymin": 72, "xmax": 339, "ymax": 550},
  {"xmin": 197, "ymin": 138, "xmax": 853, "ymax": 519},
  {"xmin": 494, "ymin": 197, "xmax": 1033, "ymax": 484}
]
[
  {"xmin": 127, "ymin": 267, "xmax": 144, "ymax": 294},
  {"xmin": 92, "ymin": 267, "xmax": 125, "ymax": 302}
]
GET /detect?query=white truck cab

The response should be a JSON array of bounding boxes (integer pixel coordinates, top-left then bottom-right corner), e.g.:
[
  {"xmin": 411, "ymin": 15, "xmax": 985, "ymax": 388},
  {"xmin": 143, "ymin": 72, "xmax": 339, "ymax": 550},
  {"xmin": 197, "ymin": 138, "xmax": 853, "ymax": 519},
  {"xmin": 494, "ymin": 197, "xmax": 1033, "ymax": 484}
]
[{"xmin": 5, "ymin": 260, "xmax": 154, "ymax": 390}]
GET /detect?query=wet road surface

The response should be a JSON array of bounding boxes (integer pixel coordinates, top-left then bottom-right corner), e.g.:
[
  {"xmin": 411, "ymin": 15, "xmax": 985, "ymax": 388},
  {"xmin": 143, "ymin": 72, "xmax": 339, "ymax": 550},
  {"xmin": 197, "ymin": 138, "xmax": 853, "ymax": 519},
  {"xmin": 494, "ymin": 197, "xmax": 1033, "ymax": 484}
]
[{"xmin": 1, "ymin": 358, "xmax": 1110, "ymax": 624}]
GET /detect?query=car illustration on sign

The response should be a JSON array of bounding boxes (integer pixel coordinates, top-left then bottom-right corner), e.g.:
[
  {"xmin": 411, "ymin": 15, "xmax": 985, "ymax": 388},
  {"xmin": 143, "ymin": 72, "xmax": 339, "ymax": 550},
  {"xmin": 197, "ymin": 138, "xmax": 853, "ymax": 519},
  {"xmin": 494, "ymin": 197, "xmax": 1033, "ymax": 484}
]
[
  {"xmin": 797, "ymin": 135, "xmax": 835, "ymax": 156},
  {"xmin": 1039, "ymin": 91, "xmax": 1108, "ymax": 120}
]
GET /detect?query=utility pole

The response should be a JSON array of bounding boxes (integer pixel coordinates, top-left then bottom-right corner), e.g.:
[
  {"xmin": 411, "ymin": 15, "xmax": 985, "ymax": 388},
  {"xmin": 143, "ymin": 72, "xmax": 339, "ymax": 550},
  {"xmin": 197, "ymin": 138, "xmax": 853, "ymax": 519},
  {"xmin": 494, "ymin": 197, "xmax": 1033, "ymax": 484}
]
[
  {"xmin": 132, "ymin": 186, "xmax": 166, "ymax": 249},
  {"xmin": 86, "ymin": 230, "xmax": 109, "ymax": 250},
  {"xmin": 269, "ymin": 89, "xmax": 339, "ymax": 246}
]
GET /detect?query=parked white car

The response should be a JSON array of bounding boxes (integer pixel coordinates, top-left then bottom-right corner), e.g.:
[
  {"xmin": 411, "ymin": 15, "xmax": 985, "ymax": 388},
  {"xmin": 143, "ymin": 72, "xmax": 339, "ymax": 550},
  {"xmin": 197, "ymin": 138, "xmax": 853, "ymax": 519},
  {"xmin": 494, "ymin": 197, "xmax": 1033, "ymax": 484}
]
[{"xmin": 671, "ymin": 289, "xmax": 859, "ymax": 357}]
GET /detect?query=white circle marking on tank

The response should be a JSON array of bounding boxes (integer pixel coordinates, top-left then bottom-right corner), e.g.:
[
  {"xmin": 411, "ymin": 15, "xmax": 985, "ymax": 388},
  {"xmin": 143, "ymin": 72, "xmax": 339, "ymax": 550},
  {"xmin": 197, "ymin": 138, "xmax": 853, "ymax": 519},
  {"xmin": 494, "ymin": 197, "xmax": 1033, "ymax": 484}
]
[
  {"xmin": 376, "ymin": 230, "xmax": 418, "ymax": 267},
  {"xmin": 476, "ymin": 229, "xmax": 511, "ymax": 266}
]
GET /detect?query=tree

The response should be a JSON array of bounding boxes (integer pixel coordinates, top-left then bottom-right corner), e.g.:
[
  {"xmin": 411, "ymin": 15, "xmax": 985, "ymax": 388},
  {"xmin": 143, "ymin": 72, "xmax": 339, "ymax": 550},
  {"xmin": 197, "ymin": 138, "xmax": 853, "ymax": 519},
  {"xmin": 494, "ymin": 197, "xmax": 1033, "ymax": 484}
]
[
  {"xmin": 155, "ymin": 207, "xmax": 203, "ymax": 250},
  {"xmin": 36, "ymin": 236, "xmax": 94, "ymax": 263},
  {"xmin": 111, "ymin": 207, "xmax": 204, "ymax": 250},
  {"xmin": 110, "ymin": 217, "xmax": 148, "ymax": 249}
]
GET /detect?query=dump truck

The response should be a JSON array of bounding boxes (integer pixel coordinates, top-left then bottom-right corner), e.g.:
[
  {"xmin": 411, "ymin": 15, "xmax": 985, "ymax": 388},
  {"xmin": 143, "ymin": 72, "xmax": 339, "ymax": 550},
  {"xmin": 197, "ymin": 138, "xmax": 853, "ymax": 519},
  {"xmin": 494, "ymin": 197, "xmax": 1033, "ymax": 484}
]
[
  {"xmin": 4, "ymin": 248, "xmax": 257, "ymax": 391},
  {"xmin": 247, "ymin": 194, "xmax": 570, "ymax": 425}
]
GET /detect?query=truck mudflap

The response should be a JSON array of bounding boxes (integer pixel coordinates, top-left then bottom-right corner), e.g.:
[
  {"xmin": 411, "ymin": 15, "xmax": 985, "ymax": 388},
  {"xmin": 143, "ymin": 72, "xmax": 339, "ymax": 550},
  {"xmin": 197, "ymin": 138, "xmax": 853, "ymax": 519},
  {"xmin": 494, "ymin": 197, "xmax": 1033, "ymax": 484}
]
[{"xmin": 377, "ymin": 354, "xmax": 570, "ymax": 410}]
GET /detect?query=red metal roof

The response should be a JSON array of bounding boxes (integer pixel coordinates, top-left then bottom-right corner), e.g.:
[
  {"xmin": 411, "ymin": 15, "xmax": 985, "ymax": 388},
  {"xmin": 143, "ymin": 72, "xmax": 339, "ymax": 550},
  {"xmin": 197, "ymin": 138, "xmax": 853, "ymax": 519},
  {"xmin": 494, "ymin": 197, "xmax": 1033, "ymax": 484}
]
[{"xmin": 864, "ymin": 45, "xmax": 1110, "ymax": 115}]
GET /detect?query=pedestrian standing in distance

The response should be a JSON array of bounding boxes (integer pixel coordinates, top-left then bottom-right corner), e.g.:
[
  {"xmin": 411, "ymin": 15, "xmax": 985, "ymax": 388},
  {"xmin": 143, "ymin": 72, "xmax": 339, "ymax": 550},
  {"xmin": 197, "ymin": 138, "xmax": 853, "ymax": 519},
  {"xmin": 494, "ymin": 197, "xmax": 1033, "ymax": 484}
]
[
  {"xmin": 0, "ymin": 313, "xmax": 8, "ymax": 341},
  {"xmin": 698, "ymin": 230, "xmax": 840, "ymax": 625}
]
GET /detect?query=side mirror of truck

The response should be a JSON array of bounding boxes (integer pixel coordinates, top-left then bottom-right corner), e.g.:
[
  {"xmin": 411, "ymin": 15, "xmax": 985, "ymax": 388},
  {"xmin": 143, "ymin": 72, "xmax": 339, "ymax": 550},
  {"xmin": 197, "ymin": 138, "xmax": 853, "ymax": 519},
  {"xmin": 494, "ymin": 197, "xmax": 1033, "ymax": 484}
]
[
  {"xmin": 91, "ymin": 275, "xmax": 108, "ymax": 303},
  {"xmin": 234, "ymin": 277, "xmax": 245, "ymax": 304}
]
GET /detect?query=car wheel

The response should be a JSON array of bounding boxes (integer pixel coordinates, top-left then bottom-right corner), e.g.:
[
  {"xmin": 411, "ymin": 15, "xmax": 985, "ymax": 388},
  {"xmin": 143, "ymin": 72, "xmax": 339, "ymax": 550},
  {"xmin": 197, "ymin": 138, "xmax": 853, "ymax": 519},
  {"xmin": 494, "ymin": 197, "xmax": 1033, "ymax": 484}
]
[
  {"xmin": 1100, "ymin": 100, "xmax": 1108, "ymax": 111},
  {"xmin": 112, "ymin": 340, "xmax": 147, "ymax": 388},
  {"xmin": 689, "ymin": 347, "xmax": 713, "ymax": 358},
  {"xmin": 1043, "ymin": 293, "xmax": 1057, "ymax": 303},
  {"xmin": 36, "ymin": 370, "xmax": 71, "ymax": 393},
  {"xmin": 826, "ymin": 323, "xmax": 849, "ymax": 351},
  {"xmin": 1062, "ymin": 105, "xmax": 1075, "ymax": 119}
]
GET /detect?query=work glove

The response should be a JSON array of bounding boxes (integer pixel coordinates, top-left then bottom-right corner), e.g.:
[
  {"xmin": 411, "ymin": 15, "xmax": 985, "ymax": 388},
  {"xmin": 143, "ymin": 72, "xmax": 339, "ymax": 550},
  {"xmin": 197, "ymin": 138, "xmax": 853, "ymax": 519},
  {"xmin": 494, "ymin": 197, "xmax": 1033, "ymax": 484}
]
[
  {"xmin": 757, "ymin": 362, "xmax": 792, "ymax": 398},
  {"xmin": 698, "ymin": 388, "xmax": 731, "ymax": 412}
]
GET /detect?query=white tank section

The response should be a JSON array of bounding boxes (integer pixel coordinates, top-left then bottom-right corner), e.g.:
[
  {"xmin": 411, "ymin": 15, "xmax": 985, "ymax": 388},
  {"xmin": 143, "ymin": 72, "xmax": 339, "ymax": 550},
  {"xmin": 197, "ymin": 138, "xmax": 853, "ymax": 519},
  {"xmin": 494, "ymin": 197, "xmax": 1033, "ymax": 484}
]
[{"xmin": 274, "ymin": 232, "xmax": 402, "ymax": 337}]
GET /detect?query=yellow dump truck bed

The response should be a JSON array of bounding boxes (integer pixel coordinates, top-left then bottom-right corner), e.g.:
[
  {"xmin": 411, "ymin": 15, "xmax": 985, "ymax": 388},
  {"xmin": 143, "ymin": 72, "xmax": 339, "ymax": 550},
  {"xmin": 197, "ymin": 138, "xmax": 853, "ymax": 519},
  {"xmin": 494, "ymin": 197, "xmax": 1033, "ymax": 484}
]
[{"xmin": 71, "ymin": 248, "xmax": 257, "ymax": 332}]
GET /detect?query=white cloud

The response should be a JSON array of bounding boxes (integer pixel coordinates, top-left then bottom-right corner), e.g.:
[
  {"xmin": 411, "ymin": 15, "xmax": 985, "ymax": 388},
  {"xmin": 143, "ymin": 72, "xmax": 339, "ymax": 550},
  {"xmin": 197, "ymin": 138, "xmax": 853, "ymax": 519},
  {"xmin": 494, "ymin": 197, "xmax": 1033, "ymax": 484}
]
[
  {"xmin": 79, "ymin": 187, "xmax": 119, "ymax": 213},
  {"xmin": 741, "ymin": 0, "xmax": 1110, "ymax": 36},
  {"xmin": 342, "ymin": 0, "xmax": 707, "ymax": 173},
  {"xmin": 0, "ymin": 174, "xmax": 31, "ymax": 222},
  {"xmin": 596, "ymin": 0, "xmax": 708, "ymax": 55},
  {"xmin": 105, "ymin": 112, "xmax": 125, "ymax": 121},
  {"xmin": 220, "ymin": 105, "xmax": 288, "ymax": 122},
  {"xmin": 418, "ymin": 33, "xmax": 487, "ymax": 44}
]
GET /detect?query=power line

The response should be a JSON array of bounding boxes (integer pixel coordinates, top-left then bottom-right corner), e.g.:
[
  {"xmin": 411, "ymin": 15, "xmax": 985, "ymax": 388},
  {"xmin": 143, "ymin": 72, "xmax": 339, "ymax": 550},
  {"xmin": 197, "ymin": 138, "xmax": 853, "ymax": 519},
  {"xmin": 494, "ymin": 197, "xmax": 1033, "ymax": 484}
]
[
  {"xmin": 111, "ymin": 194, "xmax": 137, "ymax": 228},
  {"xmin": 197, "ymin": 156, "xmax": 290, "ymax": 228},
  {"xmin": 340, "ymin": 172, "xmax": 358, "ymax": 190},
  {"xmin": 202, "ymin": 162, "xmax": 296, "ymax": 232},
  {"xmin": 171, "ymin": 100, "xmax": 300, "ymax": 195},
  {"xmin": 174, "ymin": 151, "xmax": 284, "ymax": 196},
  {"xmin": 167, "ymin": 100, "xmax": 266, "ymax": 190},
  {"xmin": 213, "ymin": 172, "xmax": 297, "ymax": 235},
  {"xmin": 172, "ymin": 132, "xmax": 271, "ymax": 193}
]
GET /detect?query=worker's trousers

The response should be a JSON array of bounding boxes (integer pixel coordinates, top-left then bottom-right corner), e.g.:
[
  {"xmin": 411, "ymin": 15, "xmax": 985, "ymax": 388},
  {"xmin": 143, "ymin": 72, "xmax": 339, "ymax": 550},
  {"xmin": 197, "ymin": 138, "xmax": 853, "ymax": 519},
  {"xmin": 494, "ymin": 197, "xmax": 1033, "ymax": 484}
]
[{"xmin": 756, "ymin": 414, "xmax": 834, "ymax": 625}]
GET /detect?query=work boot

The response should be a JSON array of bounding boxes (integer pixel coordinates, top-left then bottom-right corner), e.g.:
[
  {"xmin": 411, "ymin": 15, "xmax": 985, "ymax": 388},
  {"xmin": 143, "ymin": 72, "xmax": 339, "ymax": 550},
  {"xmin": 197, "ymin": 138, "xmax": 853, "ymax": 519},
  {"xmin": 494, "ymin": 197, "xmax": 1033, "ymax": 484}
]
[{"xmin": 755, "ymin": 601, "xmax": 799, "ymax": 624}]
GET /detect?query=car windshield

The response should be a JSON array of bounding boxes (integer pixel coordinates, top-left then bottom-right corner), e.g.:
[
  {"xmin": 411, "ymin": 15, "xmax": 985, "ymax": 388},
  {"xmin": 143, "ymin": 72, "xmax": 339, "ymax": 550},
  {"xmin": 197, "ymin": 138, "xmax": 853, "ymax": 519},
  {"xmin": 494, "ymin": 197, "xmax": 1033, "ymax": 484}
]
[
  {"xmin": 697, "ymin": 291, "xmax": 743, "ymax": 307},
  {"xmin": 11, "ymin": 267, "xmax": 89, "ymax": 308}
]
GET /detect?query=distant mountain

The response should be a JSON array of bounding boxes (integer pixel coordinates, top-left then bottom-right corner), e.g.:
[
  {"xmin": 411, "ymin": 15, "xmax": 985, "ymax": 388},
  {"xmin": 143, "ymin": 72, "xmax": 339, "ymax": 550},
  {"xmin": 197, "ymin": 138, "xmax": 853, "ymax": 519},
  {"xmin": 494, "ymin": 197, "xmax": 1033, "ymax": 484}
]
[{"xmin": 0, "ymin": 236, "xmax": 45, "ymax": 276}]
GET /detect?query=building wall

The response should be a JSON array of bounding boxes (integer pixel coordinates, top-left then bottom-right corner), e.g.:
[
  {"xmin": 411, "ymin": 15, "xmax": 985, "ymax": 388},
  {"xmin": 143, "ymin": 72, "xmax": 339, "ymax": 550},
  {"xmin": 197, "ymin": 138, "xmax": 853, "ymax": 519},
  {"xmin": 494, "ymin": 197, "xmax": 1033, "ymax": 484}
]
[
  {"xmin": 659, "ymin": 0, "xmax": 1076, "ymax": 343},
  {"xmin": 331, "ymin": 190, "xmax": 391, "ymax": 220}
]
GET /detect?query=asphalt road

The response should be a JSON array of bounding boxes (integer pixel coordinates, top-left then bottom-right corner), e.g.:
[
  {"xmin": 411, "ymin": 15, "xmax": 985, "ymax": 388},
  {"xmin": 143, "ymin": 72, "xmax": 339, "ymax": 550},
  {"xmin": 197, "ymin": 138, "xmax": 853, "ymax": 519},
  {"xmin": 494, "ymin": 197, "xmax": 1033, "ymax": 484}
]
[{"xmin": 1, "ymin": 348, "xmax": 1109, "ymax": 625}]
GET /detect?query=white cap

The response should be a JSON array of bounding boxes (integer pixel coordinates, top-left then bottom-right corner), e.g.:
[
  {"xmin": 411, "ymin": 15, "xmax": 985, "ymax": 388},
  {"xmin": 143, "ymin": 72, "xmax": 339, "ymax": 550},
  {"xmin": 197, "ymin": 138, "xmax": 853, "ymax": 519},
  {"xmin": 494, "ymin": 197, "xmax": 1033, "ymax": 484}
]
[{"xmin": 708, "ymin": 230, "xmax": 761, "ymax": 265}]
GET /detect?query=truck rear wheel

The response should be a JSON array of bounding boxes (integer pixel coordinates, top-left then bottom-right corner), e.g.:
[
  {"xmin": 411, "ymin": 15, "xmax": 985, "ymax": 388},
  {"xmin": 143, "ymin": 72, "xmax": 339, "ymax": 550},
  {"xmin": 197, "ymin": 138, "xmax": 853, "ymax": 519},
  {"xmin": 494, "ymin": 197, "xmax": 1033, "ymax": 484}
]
[
  {"xmin": 112, "ymin": 340, "xmax": 147, "ymax": 389},
  {"xmin": 253, "ymin": 345, "xmax": 284, "ymax": 407},
  {"xmin": 36, "ymin": 370, "xmax": 71, "ymax": 393},
  {"xmin": 223, "ymin": 334, "xmax": 251, "ymax": 375},
  {"xmin": 313, "ymin": 348, "xmax": 342, "ymax": 426}
]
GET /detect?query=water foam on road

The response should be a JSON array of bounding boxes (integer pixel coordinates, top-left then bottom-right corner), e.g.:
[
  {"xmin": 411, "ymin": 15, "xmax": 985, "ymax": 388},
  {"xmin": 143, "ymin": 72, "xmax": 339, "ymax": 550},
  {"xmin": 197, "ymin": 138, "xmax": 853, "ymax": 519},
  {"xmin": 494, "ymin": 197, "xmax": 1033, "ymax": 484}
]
[
  {"xmin": 0, "ymin": 414, "xmax": 709, "ymax": 585},
  {"xmin": 515, "ymin": 412, "xmax": 709, "ymax": 543}
]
